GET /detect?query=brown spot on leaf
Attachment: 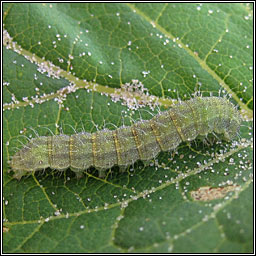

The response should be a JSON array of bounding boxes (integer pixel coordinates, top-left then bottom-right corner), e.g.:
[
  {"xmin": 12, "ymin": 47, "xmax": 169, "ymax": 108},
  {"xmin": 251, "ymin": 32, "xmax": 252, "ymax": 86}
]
[
  {"xmin": 191, "ymin": 185, "xmax": 240, "ymax": 201},
  {"xmin": 3, "ymin": 226, "xmax": 9, "ymax": 233}
]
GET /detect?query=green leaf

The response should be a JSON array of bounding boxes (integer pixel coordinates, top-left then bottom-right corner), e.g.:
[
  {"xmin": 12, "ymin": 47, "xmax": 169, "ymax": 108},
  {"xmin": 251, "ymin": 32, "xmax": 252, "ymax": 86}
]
[{"xmin": 3, "ymin": 3, "xmax": 253, "ymax": 253}]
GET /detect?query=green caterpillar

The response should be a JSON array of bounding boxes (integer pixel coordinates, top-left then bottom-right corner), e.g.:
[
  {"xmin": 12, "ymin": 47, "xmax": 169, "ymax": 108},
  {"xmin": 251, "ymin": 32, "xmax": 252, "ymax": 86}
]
[{"xmin": 10, "ymin": 97, "xmax": 241, "ymax": 179}]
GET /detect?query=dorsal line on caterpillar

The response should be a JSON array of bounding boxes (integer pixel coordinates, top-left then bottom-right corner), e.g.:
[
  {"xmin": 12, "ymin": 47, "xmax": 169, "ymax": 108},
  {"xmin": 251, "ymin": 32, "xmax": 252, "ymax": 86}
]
[{"xmin": 9, "ymin": 96, "xmax": 241, "ymax": 180}]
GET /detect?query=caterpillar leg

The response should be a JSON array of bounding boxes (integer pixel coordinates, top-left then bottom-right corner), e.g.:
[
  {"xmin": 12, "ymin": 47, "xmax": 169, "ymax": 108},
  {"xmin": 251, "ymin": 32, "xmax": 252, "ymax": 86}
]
[
  {"xmin": 142, "ymin": 159, "xmax": 153, "ymax": 167},
  {"xmin": 119, "ymin": 165, "xmax": 128, "ymax": 173},
  {"xmin": 98, "ymin": 169, "xmax": 106, "ymax": 178},
  {"xmin": 75, "ymin": 172, "xmax": 84, "ymax": 179}
]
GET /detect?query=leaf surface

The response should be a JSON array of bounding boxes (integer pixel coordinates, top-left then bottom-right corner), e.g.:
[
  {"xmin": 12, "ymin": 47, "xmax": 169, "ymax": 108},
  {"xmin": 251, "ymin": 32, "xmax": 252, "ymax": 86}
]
[{"xmin": 3, "ymin": 3, "xmax": 253, "ymax": 253}]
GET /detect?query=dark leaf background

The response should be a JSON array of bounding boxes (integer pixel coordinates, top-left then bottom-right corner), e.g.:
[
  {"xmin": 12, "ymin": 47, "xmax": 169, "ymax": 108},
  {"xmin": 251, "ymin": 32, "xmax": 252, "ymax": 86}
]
[{"xmin": 3, "ymin": 3, "xmax": 253, "ymax": 253}]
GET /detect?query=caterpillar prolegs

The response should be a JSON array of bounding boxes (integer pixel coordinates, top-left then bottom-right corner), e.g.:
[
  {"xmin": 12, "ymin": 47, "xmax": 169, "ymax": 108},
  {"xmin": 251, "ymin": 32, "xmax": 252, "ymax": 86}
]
[{"xmin": 10, "ymin": 97, "xmax": 241, "ymax": 179}]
